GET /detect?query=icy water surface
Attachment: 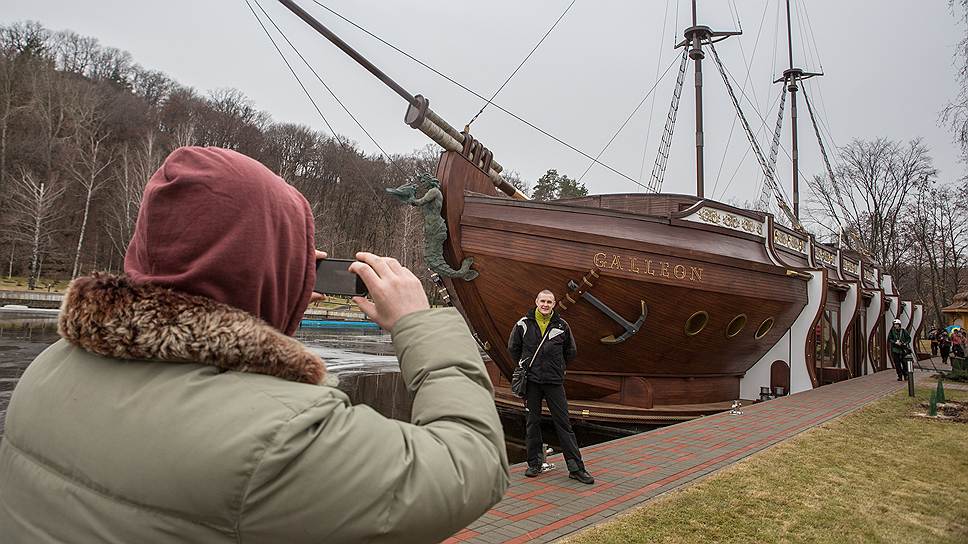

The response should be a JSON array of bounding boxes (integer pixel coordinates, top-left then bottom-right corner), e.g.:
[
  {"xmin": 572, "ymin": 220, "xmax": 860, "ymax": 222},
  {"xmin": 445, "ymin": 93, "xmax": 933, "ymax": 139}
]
[
  {"xmin": 0, "ymin": 311, "xmax": 625, "ymax": 463},
  {"xmin": 0, "ymin": 311, "xmax": 400, "ymax": 438}
]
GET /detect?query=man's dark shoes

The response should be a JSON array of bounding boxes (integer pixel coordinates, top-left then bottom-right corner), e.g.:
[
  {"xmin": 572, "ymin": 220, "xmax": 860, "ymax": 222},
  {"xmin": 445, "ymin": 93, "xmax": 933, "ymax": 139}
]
[
  {"xmin": 524, "ymin": 466, "xmax": 541, "ymax": 478},
  {"xmin": 569, "ymin": 470, "xmax": 594, "ymax": 485}
]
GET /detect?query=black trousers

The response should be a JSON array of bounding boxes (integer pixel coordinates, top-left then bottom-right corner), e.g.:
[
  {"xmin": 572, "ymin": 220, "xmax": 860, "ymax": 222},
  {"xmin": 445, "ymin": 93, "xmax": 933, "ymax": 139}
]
[
  {"xmin": 525, "ymin": 381, "xmax": 584, "ymax": 472},
  {"xmin": 890, "ymin": 350, "xmax": 908, "ymax": 379}
]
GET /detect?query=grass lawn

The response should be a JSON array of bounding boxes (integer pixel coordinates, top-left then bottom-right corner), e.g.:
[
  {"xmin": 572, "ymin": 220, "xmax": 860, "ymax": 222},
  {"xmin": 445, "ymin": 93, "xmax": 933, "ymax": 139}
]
[{"xmin": 564, "ymin": 385, "xmax": 968, "ymax": 544}]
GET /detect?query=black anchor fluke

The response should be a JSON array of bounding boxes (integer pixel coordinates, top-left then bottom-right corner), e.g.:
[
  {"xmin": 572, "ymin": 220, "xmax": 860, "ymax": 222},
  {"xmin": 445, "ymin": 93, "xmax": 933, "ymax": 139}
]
[{"xmin": 566, "ymin": 279, "xmax": 647, "ymax": 345}]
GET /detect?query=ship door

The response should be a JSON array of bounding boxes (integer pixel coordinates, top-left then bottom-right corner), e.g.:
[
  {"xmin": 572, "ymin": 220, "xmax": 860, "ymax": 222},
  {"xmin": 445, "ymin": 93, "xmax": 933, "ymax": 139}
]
[
  {"xmin": 851, "ymin": 313, "xmax": 867, "ymax": 376},
  {"xmin": 815, "ymin": 308, "xmax": 843, "ymax": 384},
  {"xmin": 770, "ymin": 361, "xmax": 790, "ymax": 396},
  {"xmin": 869, "ymin": 320, "xmax": 885, "ymax": 371}
]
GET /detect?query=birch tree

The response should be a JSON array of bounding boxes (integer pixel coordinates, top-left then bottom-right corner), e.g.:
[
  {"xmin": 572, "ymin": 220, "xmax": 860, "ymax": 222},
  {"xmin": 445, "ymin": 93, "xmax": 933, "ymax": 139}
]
[
  {"xmin": 67, "ymin": 89, "xmax": 113, "ymax": 278},
  {"xmin": 8, "ymin": 170, "xmax": 66, "ymax": 289},
  {"xmin": 105, "ymin": 132, "xmax": 159, "ymax": 261}
]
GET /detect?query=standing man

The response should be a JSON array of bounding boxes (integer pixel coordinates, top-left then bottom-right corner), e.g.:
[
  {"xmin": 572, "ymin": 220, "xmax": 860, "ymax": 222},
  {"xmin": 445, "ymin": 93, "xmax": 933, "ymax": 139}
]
[
  {"xmin": 888, "ymin": 318, "xmax": 912, "ymax": 381},
  {"xmin": 939, "ymin": 328, "xmax": 952, "ymax": 366},
  {"xmin": 508, "ymin": 289, "xmax": 594, "ymax": 485}
]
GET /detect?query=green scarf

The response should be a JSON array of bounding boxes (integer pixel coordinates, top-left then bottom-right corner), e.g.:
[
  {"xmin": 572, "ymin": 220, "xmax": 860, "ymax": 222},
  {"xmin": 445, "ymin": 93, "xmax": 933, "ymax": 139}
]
[{"xmin": 535, "ymin": 308, "xmax": 552, "ymax": 337}]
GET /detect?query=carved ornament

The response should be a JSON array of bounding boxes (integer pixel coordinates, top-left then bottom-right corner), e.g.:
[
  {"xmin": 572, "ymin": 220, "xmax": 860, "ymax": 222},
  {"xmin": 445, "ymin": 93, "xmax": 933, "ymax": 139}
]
[
  {"xmin": 815, "ymin": 246, "xmax": 836, "ymax": 266},
  {"xmin": 773, "ymin": 230, "xmax": 807, "ymax": 254},
  {"xmin": 690, "ymin": 207, "xmax": 764, "ymax": 237}
]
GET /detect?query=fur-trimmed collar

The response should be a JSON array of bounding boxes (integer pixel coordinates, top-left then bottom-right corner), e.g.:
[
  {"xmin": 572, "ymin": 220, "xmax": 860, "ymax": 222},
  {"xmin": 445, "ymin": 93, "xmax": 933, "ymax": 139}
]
[{"xmin": 58, "ymin": 273, "xmax": 326, "ymax": 384}]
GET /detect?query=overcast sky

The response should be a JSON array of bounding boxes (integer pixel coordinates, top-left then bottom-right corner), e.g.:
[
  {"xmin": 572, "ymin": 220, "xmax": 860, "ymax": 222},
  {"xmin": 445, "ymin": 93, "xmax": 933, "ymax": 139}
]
[{"xmin": 3, "ymin": 0, "xmax": 964, "ymax": 209}]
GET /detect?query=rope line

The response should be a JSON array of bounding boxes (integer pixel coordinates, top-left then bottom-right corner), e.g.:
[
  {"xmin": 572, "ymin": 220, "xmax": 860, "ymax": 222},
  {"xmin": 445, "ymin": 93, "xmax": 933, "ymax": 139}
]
[
  {"xmin": 577, "ymin": 54, "xmax": 681, "ymax": 189},
  {"xmin": 756, "ymin": 85, "xmax": 787, "ymax": 212},
  {"xmin": 466, "ymin": 0, "xmax": 577, "ymax": 128},
  {"xmin": 249, "ymin": 0, "xmax": 409, "ymax": 179},
  {"xmin": 306, "ymin": 0, "xmax": 644, "ymax": 187},
  {"xmin": 638, "ymin": 0, "xmax": 673, "ymax": 184},
  {"xmin": 713, "ymin": 0, "xmax": 774, "ymax": 197},
  {"xmin": 647, "ymin": 49, "xmax": 689, "ymax": 193},
  {"xmin": 709, "ymin": 41, "xmax": 801, "ymax": 230},
  {"xmin": 803, "ymin": 86, "xmax": 846, "ymax": 228}
]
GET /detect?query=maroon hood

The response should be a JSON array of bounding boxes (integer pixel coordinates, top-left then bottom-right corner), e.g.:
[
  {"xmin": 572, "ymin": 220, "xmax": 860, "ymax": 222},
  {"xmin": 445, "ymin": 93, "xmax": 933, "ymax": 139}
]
[{"xmin": 124, "ymin": 146, "xmax": 315, "ymax": 336}]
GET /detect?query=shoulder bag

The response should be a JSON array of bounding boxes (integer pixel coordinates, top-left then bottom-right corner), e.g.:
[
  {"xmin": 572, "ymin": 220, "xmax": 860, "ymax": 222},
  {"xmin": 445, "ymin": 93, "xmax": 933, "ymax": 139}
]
[{"xmin": 511, "ymin": 328, "xmax": 550, "ymax": 398}]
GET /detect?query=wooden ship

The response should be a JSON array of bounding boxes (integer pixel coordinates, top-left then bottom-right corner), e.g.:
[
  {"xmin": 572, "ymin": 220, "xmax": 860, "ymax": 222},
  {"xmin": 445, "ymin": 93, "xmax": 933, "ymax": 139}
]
[{"xmin": 275, "ymin": 0, "xmax": 923, "ymax": 424}]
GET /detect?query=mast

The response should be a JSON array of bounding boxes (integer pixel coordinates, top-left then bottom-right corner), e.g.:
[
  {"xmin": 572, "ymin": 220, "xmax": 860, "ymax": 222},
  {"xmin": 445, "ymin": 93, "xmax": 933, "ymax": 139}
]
[
  {"xmin": 275, "ymin": 0, "xmax": 527, "ymax": 200},
  {"xmin": 678, "ymin": 0, "xmax": 741, "ymax": 198},
  {"xmin": 775, "ymin": 0, "xmax": 821, "ymax": 220}
]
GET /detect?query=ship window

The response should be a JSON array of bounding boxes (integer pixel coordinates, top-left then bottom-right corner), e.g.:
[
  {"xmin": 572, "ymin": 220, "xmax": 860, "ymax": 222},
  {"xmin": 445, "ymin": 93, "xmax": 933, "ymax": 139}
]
[
  {"xmin": 754, "ymin": 317, "xmax": 775, "ymax": 340},
  {"xmin": 726, "ymin": 314, "xmax": 747, "ymax": 338},
  {"xmin": 684, "ymin": 311, "xmax": 709, "ymax": 336}
]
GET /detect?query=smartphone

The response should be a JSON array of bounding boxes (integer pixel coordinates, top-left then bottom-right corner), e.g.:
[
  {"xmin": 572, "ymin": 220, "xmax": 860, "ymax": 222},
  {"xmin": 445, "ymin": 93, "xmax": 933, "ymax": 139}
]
[{"xmin": 314, "ymin": 258, "xmax": 367, "ymax": 297}]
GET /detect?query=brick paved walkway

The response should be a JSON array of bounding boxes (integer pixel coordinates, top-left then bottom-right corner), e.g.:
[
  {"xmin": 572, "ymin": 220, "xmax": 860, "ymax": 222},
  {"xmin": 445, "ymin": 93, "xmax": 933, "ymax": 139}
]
[{"xmin": 446, "ymin": 370, "xmax": 906, "ymax": 543}]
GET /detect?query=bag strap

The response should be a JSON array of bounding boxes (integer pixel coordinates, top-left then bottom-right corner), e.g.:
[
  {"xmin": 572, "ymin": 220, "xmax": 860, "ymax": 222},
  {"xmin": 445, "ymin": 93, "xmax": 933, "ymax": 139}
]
[{"xmin": 523, "ymin": 327, "xmax": 551, "ymax": 370}]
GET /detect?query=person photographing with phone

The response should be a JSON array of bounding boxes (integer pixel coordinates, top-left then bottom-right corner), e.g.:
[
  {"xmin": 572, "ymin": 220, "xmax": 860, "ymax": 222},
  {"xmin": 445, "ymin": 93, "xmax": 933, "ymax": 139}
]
[{"xmin": 0, "ymin": 146, "xmax": 509, "ymax": 543}]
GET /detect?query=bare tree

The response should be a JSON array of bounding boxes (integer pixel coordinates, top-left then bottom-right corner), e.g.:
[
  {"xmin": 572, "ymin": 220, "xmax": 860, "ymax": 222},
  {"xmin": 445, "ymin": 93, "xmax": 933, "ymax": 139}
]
[
  {"xmin": 105, "ymin": 132, "xmax": 159, "ymax": 261},
  {"xmin": 0, "ymin": 21, "xmax": 51, "ymax": 58},
  {"xmin": 0, "ymin": 52, "xmax": 29, "ymax": 201},
  {"xmin": 943, "ymin": 0, "xmax": 968, "ymax": 168},
  {"xmin": 51, "ymin": 30, "xmax": 100, "ymax": 76},
  {"xmin": 904, "ymin": 181, "xmax": 968, "ymax": 326},
  {"xmin": 8, "ymin": 169, "xmax": 66, "ymax": 289},
  {"xmin": 805, "ymin": 138, "xmax": 936, "ymax": 279},
  {"xmin": 67, "ymin": 88, "xmax": 113, "ymax": 278}
]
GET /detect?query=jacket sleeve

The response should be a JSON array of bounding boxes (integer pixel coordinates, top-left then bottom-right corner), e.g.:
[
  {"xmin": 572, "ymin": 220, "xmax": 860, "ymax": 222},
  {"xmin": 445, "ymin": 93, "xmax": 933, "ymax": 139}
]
[
  {"xmin": 240, "ymin": 308, "xmax": 509, "ymax": 544},
  {"xmin": 508, "ymin": 318, "xmax": 523, "ymax": 364},
  {"xmin": 563, "ymin": 321, "xmax": 577, "ymax": 363}
]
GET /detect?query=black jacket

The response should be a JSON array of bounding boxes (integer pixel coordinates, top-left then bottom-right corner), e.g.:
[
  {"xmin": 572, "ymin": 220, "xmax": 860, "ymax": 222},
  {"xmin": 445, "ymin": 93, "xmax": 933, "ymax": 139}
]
[{"xmin": 507, "ymin": 308, "xmax": 577, "ymax": 384}]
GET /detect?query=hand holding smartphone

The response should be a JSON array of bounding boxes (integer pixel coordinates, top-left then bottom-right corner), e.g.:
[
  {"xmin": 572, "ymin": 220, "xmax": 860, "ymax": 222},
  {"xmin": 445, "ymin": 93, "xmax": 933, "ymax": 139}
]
[{"xmin": 314, "ymin": 258, "xmax": 368, "ymax": 297}]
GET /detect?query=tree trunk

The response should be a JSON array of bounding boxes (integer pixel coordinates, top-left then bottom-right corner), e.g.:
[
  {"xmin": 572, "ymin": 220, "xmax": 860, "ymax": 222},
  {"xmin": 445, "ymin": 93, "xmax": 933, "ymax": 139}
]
[
  {"xmin": 71, "ymin": 183, "xmax": 94, "ymax": 278},
  {"xmin": 28, "ymin": 187, "xmax": 43, "ymax": 290}
]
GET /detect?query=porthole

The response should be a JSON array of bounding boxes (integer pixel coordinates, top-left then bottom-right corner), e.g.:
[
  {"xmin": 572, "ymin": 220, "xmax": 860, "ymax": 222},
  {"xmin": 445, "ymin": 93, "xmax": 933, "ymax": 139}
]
[
  {"xmin": 754, "ymin": 317, "xmax": 775, "ymax": 340},
  {"xmin": 726, "ymin": 314, "xmax": 747, "ymax": 338},
  {"xmin": 684, "ymin": 311, "xmax": 709, "ymax": 336}
]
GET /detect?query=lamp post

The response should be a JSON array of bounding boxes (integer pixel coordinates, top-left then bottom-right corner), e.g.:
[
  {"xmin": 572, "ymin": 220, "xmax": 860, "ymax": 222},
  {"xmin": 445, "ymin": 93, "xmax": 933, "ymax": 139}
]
[{"xmin": 907, "ymin": 354, "xmax": 915, "ymax": 397}]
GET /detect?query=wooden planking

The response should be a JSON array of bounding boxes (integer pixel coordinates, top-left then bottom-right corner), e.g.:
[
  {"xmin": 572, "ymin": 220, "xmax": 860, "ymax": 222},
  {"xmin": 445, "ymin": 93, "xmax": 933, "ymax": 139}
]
[
  {"xmin": 462, "ymin": 197, "xmax": 781, "ymax": 272},
  {"xmin": 555, "ymin": 193, "xmax": 702, "ymax": 216},
  {"xmin": 468, "ymin": 254, "xmax": 805, "ymax": 381},
  {"xmin": 461, "ymin": 226, "xmax": 807, "ymax": 303}
]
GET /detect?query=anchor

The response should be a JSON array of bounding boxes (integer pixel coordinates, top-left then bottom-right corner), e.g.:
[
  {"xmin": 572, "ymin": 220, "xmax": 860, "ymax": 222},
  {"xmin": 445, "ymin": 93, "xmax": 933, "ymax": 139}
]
[{"xmin": 565, "ymin": 273, "xmax": 647, "ymax": 345}]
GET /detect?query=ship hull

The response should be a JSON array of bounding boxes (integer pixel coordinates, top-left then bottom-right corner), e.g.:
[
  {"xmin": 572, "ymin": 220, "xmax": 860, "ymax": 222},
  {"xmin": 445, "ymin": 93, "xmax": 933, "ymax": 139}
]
[{"xmin": 436, "ymin": 152, "xmax": 809, "ymax": 417}]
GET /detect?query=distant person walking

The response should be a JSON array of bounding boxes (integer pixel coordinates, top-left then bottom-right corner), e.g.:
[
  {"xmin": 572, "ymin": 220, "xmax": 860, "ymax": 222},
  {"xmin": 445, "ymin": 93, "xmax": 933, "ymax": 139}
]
[
  {"xmin": 938, "ymin": 329, "xmax": 951, "ymax": 366},
  {"xmin": 888, "ymin": 319, "xmax": 911, "ymax": 381},
  {"xmin": 953, "ymin": 329, "xmax": 966, "ymax": 358},
  {"xmin": 508, "ymin": 289, "xmax": 594, "ymax": 485}
]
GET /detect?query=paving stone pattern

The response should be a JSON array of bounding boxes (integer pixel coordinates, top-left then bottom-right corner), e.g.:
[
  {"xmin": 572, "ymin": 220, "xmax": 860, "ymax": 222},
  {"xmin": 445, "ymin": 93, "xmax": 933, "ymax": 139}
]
[{"xmin": 445, "ymin": 370, "xmax": 905, "ymax": 544}]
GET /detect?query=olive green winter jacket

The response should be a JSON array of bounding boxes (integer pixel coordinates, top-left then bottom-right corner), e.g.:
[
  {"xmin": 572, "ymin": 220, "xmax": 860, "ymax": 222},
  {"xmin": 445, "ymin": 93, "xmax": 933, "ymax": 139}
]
[{"xmin": 0, "ymin": 275, "xmax": 508, "ymax": 543}]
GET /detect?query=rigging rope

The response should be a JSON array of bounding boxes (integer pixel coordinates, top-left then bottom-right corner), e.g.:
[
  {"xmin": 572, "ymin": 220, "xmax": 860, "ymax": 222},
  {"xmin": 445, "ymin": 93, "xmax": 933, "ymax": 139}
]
[
  {"xmin": 577, "ymin": 54, "xmax": 680, "ymax": 186},
  {"xmin": 713, "ymin": 0, "xmax": 775, "ymax": 198},
  {"xmin": 802, "ymin": 85, "xmax": 846, "ymax": 230},
  {"xmin": 708, "ymin": 41, "xmax": 802, "ymax": 230},
  {"xmin": 304, "ymin": 0, "xmax": 645, "ymax": 188},
  {"xmin": 466, "ymin": 0, "xmax": 577, "ymax": 128},
  {"xmin": 248, "ymin": 0, "xmax": 409, "ymax": 180},
  {"xmin": 638, "ymin": 0, "xmax": 673, "ymax": 183},
  {"xmin": 756, "ymin": 84, "xmax": 787, "ymax": 212},
  {"xmin": 648, "ymin": 48, "xmax": 689, "ymax": 193}
]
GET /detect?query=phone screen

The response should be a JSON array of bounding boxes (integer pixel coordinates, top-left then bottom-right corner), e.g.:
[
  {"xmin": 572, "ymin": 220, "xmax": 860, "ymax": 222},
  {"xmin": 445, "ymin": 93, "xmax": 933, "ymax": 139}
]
[{"xmin": 314, "ymin": 258, "xmax": 367, "ymax": 297}]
